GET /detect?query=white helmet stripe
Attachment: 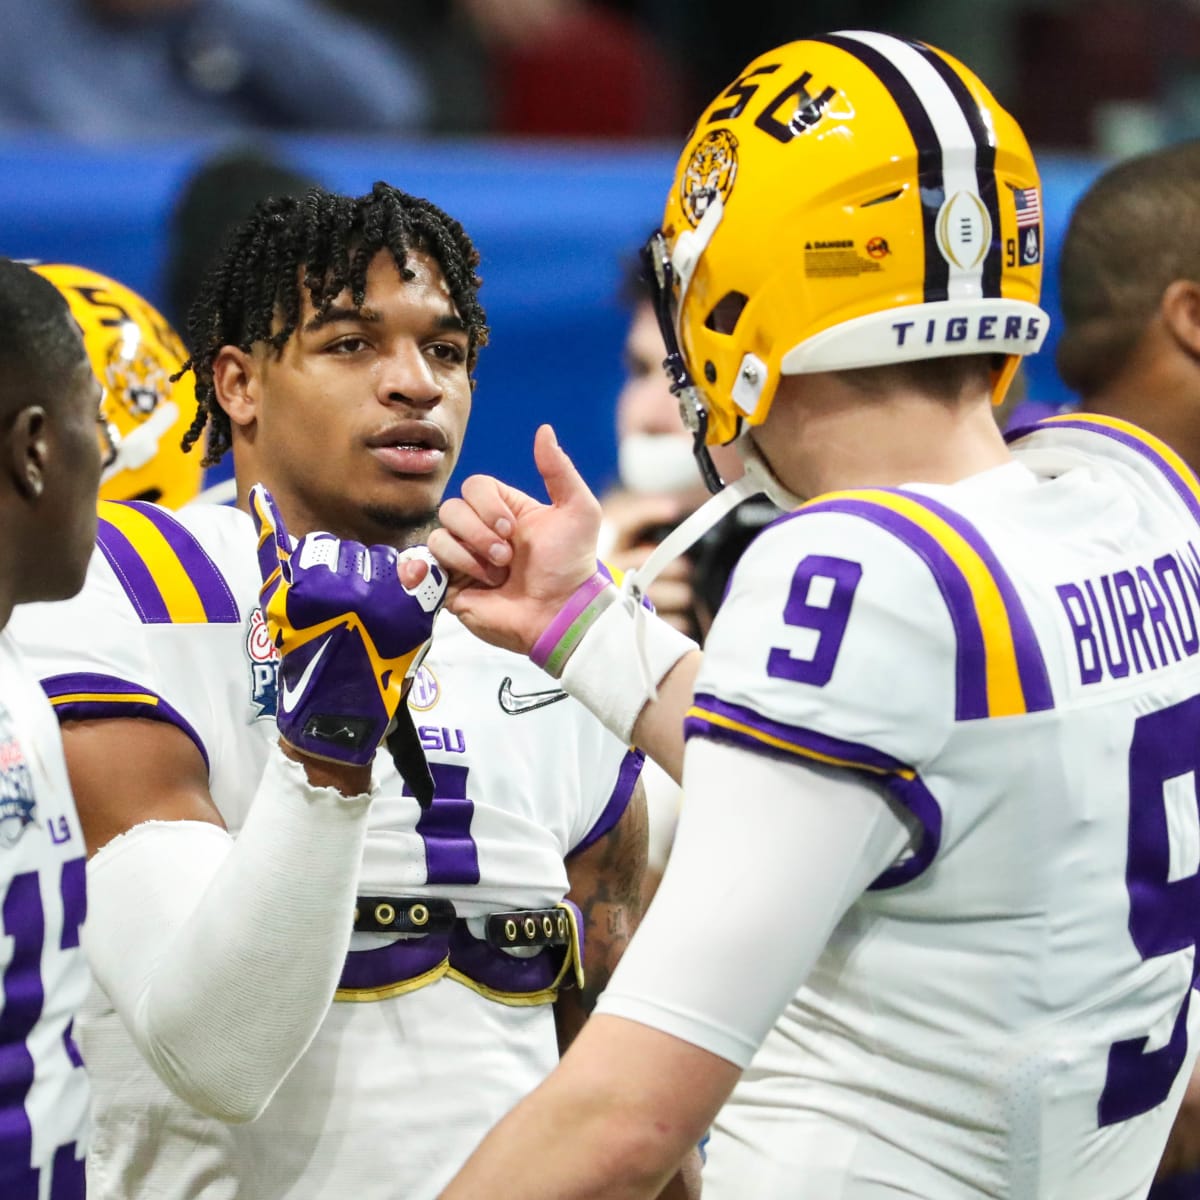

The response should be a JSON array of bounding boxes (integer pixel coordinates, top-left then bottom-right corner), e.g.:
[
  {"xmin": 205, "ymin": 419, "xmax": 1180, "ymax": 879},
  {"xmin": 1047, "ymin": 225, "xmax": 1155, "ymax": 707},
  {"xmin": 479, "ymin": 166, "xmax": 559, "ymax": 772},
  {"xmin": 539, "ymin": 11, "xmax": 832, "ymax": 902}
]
[{"xmin": 833, "ymin": 30, "xmax": 989, "ymax": 303}]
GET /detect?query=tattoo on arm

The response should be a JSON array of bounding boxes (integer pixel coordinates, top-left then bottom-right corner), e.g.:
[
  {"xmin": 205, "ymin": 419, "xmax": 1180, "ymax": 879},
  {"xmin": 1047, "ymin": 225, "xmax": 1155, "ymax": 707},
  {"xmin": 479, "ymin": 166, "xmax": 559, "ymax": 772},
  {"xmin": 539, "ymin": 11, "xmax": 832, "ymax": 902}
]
[{"xmin": 555, "ymin": 778, "xmax": 649, "ymax": 1046}]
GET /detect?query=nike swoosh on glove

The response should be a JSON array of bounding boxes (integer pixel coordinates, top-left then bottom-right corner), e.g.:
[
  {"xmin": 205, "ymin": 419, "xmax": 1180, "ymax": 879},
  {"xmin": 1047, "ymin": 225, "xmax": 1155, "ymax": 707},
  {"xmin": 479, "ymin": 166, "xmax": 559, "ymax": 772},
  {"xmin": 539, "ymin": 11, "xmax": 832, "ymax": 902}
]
[{"xmin": 250, "ymin": 484, "xmax": 446, "ymax": 767}]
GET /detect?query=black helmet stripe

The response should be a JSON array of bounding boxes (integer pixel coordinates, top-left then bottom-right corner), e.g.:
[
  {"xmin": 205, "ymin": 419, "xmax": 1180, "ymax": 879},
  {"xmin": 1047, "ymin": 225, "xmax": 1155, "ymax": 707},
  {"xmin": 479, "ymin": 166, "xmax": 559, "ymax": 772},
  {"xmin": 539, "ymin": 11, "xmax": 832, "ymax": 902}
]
[
  {"xmin": 905, "ymin": 39, "xmax": 1004, "ymax": 299},
  {"xmin": 812, "ymin": 32, "xmax": 949, "ymax": 304}
]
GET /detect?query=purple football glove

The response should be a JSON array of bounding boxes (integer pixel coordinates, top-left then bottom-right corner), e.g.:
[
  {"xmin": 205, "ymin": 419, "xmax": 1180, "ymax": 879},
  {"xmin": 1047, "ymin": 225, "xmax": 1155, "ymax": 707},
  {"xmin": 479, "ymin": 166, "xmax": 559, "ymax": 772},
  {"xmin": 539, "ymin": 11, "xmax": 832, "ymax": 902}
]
[{"xmin": 250, "ymin": 484, "xmax": 446, "ymax": 768}]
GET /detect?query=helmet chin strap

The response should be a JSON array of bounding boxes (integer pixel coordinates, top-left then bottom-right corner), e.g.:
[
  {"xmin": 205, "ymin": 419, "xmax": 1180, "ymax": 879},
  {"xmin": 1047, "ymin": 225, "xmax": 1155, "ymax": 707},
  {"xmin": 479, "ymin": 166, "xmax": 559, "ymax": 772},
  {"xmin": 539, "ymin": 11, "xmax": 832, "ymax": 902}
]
[
  {"xmin": 620, "ymin": 431, "xmax": 802, "ymax": 610},
  {"xmin": 99, "ymin": 402, "xmax": 179, "ymax": 484},
  {"xmin": 618, "ymin": 472, "xmax": 761, "ymax": 695},
  {"xmin": 735, "ymin": 435, "xmax": 806, "ymax": 512},
  {"xmin": 617, "ymin": 429, "xmax": 805, "ymax": 695}
]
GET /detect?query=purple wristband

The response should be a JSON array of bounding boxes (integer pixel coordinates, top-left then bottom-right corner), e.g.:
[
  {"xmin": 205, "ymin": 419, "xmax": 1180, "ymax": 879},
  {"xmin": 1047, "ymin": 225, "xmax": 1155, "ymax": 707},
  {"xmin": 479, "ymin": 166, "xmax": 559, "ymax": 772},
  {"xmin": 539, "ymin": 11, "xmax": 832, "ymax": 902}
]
[{"xmin": 530, "ymin": 572, "xmax": 615, "ymax": 676}]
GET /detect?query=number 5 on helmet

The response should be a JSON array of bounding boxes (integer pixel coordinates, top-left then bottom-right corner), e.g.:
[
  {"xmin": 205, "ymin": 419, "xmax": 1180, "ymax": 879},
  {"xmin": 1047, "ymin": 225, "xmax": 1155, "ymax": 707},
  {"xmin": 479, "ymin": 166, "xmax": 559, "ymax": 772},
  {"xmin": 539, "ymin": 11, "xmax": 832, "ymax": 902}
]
[{"xmin": 249, "ymin": 484, "xmax": 447, "ymax": 768}]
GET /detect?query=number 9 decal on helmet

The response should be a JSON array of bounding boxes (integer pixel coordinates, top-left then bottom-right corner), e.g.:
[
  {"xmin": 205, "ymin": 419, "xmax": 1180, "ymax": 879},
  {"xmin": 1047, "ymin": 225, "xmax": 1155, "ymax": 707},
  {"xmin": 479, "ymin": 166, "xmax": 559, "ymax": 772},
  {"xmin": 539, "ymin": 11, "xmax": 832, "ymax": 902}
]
[
  {"xmin": 33, "ymin": 264, "xmax": 203, "ymax": 508},
  {"xmin": 643, "ymin": 32, "xmax": 1050, "ymax": 490}
]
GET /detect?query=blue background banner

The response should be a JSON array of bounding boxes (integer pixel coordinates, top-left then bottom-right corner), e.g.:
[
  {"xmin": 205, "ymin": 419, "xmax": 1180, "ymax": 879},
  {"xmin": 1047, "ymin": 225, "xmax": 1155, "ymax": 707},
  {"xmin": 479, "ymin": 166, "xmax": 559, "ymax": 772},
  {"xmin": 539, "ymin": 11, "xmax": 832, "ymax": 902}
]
[{"xmin": 0, "ymin": 138, "xmax": 1104, "ymax": 499}]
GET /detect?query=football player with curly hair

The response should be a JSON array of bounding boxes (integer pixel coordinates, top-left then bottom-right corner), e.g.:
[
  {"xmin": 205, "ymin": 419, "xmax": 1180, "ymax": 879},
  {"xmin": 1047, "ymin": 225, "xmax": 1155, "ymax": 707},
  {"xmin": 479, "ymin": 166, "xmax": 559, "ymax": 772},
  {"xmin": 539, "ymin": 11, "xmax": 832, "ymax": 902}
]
[{"xmin": 12, "ymin": 183, "xmax": 655, "ymax": 1199}]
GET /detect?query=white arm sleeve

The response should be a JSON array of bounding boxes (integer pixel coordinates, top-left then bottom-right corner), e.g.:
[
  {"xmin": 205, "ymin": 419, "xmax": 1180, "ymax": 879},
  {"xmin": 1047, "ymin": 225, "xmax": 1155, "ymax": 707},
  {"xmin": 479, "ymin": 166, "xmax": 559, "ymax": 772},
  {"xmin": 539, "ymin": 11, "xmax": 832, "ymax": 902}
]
[
  {"xmin": 82, "ymin": 748, "xmax": 372, "ymax": 1123},
  {"xmin": 595, "ymin": 738, "xmax": 913, "ymax": 1067}
]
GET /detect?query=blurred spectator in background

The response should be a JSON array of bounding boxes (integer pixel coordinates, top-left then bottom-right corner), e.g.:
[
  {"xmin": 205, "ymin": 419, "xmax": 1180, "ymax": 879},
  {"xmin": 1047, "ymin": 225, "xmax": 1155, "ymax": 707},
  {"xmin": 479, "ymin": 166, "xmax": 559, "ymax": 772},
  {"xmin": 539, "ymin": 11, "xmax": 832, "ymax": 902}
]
[
  {"xmin": 162, "ymin": 144, "xmax": 319, "ymax": 504},
  {"xmin": 599, "ymin": 260, "xmax": 745, "ymax": 640},
  {"xmin": 327, "ymin": 0, "xmax": 687, "ymax": 137},
  {"xmin": 1057, "ymin": 139, "xmax": 1200, "ymax": 472},
  {"xmin": 1057, "ymin": 136, "xmax": 1200, "ymax": 1200},
  {"xmin": 163, "ymin": 145, "xmax": 318, "ymax": 336},
  {"xmin": 599, "ymin": 257, "xmax": 770, "ymax": 901},
  {"xmin": 0, "ymin": 0, "xmax": 429, "ymax": 139}
]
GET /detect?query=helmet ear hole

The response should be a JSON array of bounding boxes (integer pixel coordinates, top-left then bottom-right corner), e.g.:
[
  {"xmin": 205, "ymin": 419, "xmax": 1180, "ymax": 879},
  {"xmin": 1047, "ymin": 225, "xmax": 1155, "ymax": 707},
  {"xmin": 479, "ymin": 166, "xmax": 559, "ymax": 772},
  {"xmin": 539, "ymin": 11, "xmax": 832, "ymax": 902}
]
[{"xmin": 705, "ymin": 291, "xmax": 749, "ymax": 335}]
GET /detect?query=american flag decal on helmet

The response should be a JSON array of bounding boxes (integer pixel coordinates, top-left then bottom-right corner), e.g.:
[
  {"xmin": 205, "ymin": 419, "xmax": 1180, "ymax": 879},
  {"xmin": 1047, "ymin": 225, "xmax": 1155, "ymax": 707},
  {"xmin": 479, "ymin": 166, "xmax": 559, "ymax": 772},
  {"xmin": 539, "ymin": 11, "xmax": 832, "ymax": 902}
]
[{"xmin": 1010, "ymin": 185, "xmax": 1041, "ymax": 228}]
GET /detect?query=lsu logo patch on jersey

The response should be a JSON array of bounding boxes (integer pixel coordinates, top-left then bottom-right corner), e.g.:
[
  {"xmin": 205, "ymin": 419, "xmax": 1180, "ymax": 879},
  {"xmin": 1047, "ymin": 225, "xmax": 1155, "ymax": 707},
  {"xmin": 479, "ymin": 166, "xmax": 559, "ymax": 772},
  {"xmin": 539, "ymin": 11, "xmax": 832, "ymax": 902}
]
[
  {"xmin": 245, "ymin": 608, "xmax": 279, "ymax": 721},
  {"xmin": 0, "ymin": 703, "xmax": 35, "ymax": 847}
]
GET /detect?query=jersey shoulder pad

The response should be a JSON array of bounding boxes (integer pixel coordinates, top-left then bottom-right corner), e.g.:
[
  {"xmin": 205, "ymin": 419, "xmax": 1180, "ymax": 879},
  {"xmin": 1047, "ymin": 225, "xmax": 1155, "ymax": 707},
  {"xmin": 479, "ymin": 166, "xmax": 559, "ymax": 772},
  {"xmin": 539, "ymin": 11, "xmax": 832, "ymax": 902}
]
[
  {"xmin": 1009, "ymin": 413, "xmax": 1200, "ymax": 529},
  {"xmin": 689, "ymin": 488, "xmax": 1055, "ymax": 774},
  {"xmin": 95, "ymin": 500, "xmax": 247, "ymax": 625}
]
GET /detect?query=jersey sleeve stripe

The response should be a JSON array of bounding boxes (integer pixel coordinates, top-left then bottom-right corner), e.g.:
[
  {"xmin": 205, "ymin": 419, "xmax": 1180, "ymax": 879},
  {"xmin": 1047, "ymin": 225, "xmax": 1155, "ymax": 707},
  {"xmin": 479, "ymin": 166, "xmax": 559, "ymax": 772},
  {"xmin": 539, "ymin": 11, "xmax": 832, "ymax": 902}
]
[
  {"xmin": 802, "ymin": 491, "xmax": 1053, "ymax": 718},
  {"xmin": 685, "ymin": 692, "xmax": 943, "ymax": 885},
  {"xmin": 1032, "ymin": 414, "xmax": 1200, "ymax": 523},
  {"xmin": 890, "ymin": 489, "xmax": 1055, "ymax": 713},
  {"xmin": 98, "ymin": 501, "xmax": 240, "ymax": 624},
  {"xmin": 95, "ymin": 516, "xmax": 171, "ymax": 623},
  {"xmin": 40, "ymin": 671, "xmax": 210, "ymax": 770},
  {"xmin": 685, "ymin": 692, "xmax": 915, "ymax": 777},
  {"xmin": 567, "ymin": 748, "xmax": 646, "ymax": 859}
]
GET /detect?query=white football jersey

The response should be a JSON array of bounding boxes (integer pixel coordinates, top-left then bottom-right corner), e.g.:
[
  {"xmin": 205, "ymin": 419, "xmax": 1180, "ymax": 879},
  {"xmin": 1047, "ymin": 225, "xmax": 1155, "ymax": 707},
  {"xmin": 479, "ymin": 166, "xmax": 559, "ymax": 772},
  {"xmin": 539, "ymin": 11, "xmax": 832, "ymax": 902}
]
[
  {"xmin": 10, "ymin": 499, "xmax": 641, "ymax": 1200},
  {"xmin": 0, "ymin": 631, "xmax": 88, "ymax": 1200},
  {"xmin": 689, "ymin": 416, "xmax": 1200, "ymax": 1199}
]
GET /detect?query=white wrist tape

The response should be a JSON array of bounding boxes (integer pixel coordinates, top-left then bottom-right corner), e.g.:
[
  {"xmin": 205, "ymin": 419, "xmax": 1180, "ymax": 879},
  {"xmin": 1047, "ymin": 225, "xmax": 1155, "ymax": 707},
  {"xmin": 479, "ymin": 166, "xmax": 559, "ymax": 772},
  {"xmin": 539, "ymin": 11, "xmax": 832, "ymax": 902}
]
[
  {"xmin": 559, "ymin": 594, "xmax": 697, "ymax": 745},
  {"xmin": 82, "ymin": 748, "xmax": 374, "ymax": 1123}
]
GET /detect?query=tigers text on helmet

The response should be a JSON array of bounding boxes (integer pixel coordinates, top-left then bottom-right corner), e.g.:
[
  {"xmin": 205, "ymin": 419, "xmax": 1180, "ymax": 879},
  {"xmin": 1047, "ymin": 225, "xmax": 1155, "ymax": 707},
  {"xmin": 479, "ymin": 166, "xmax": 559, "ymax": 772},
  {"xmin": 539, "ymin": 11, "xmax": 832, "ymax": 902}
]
[
  {"xmin": 34, "ymin": 264, "xmax": 203, "ymax": 508},
  {"xmin": 645, "ymin": 30, "xmax": 1049, "ymax": 479}
]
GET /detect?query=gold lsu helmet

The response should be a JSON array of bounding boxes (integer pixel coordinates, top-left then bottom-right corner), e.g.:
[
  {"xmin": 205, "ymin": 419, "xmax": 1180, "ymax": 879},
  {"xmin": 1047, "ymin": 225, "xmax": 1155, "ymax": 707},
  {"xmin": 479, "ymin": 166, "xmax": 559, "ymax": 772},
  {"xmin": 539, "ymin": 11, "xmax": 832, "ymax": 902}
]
[
  {"xmin": 33, "ymin": 264, "xmax": 202, "ymax": 508},
  {"xmin": 643, "ymin": 31, "xmax": 1049, "ymax": 490}
]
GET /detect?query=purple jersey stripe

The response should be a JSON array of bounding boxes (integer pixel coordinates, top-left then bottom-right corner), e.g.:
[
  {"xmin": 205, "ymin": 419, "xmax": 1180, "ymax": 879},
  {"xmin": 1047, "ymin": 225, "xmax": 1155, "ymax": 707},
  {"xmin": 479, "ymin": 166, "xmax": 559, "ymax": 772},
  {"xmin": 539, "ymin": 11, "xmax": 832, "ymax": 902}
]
[
  {"xmin": 868, "ymin": 773, "xmax": 943, "ymax": 889},
  {"xmin": 96, "ymin": 519, "xmax": 171, "ymax": 624},
  {"xmin": 40, "ymin": 673, "xmax": 210, "ymax": 772},
  {"xmin": 684, "ymin": 694, "xmax": 943, "ymax": 886},
  {"xmin": 123, "ymin": 502, "xmax": 240, "ymax": 623},
  {"xmin": 800, "ymin": 497, "xmax": 991, "ymax": 720},
  {"xmin": 686, "ymin": 693, "xmax": 909, "ymax": 774},
  {"xmin": 567, "ymin": 749, "xmax": 645, "ymax": 859},
  {"xmin": 885, "ymin": 491, "xmax": 1054, "ymax": 713},
  {"xmin": 1008, "ymin": 416, "xmax": 1200, "ymax": 526}
]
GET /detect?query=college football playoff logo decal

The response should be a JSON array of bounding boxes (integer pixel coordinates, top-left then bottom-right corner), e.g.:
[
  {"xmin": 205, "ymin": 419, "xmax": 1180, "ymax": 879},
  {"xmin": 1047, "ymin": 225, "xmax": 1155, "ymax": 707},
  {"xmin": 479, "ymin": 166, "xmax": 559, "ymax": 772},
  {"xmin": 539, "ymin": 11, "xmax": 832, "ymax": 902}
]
[
  {"xmin": 934, "ymin": 190, "xmax": 992, "ymax": 271},
  {"xmin": 681, "ymin": 128, "xmax": 739, "ymax": 227}
]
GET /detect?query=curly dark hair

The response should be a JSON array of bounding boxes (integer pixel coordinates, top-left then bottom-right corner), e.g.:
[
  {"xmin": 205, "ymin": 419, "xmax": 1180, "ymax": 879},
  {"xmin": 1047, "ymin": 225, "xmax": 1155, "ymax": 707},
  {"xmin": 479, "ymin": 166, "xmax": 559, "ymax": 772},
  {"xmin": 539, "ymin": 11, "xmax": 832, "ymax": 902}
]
[{"xmin": 178, "ymin": 180, "xmax": 489, "ymax": 466}]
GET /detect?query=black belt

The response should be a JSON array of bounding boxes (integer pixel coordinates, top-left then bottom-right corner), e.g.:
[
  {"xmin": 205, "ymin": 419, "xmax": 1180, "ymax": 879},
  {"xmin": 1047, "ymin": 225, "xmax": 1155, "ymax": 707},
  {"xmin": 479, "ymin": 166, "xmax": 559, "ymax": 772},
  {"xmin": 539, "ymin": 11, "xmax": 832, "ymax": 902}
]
[
  {"xmin": 354, "ymin": 897, "xmax": 456, "ymax": 935},
  {"xmin": 354, "ymin": 897, "xmax": 573, "ymax": 949}
]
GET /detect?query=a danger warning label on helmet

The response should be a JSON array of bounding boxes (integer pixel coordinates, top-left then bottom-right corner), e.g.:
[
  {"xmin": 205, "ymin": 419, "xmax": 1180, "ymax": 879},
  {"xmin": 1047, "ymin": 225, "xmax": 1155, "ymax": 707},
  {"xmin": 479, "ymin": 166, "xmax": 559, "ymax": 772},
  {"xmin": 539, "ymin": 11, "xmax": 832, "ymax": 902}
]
[{"xmin": 803, "ymin": 241, "xmax": 884, "ymax": 278}]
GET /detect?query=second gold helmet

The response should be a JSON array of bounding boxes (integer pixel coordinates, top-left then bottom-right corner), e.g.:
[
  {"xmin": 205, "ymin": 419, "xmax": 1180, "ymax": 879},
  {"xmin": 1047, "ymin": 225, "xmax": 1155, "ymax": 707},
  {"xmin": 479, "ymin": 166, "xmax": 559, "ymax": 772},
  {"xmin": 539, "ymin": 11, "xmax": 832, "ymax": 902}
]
[{"xmin": 34, "ymin": 264, "xmax": 202, "ymax": 508}]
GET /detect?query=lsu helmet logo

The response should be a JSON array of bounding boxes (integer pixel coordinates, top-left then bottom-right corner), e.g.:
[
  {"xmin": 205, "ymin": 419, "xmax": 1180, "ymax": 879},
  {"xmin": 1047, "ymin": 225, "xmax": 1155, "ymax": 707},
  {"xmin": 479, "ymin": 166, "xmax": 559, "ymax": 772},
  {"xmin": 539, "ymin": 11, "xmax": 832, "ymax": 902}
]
[
  {"xmin": 681, "ymin": 128, "xmax": 739, "ymax": 227},
  {"xmin": 0, "ymin": 705, "xmax": 35, "ymax": 847},
  {"xmin": 245, "ymin": 608, "xmax": 280, "ymax": 720},
  {"xmin": 104, "ymin": 330, "xmax": 172, "ymax": 419}
]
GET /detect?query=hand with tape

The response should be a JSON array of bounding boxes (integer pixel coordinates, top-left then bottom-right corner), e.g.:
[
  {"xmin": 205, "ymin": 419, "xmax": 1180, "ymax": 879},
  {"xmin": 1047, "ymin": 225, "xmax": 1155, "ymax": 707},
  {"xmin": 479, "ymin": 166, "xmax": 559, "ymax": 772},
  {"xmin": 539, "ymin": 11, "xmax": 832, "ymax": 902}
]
[{"xmin": 250, "ymin": 484, "xmax": 446, "ymax": 772}]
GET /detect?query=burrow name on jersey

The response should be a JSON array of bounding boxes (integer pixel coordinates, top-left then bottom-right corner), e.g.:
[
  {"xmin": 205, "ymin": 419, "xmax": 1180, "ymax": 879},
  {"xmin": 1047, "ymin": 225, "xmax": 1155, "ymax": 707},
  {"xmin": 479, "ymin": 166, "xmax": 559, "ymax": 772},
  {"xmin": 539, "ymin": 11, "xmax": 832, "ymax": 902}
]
[
  {"xmin": 0, "ymin": 703, "xmax": 36, "ymax": 846},
  {"xmin": 1058, "ymin": 540, "xmax": 1200, "ymax": 686}
]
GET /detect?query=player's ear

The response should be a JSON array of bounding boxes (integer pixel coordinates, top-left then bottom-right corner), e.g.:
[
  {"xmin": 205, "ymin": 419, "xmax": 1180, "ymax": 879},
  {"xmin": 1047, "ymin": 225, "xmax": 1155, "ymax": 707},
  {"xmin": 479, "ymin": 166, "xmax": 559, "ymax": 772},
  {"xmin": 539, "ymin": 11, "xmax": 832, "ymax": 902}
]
[
  {"xmin": 1160, "ymin": 279, "xmax": 1200, "ymax": 360},
  {"xmin": 6, "ymin": 404, "xmax": 48, "ymax": 502},
  {"xmin": 211, "ymin": 345, "xmax": 261, "ymax": 431}
]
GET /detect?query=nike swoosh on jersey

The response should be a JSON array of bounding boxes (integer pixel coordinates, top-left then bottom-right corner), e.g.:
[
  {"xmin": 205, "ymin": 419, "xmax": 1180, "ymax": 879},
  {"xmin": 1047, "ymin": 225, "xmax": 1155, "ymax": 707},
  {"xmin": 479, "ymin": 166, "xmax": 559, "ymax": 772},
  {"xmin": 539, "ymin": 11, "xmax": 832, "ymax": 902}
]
[
  {"xmin": 497, "ymin": 676, "xmax": 568, "ymax": 716},
  {"xmin": 280, "ymin": 637, "xmax": 330, "ymax": 714}
]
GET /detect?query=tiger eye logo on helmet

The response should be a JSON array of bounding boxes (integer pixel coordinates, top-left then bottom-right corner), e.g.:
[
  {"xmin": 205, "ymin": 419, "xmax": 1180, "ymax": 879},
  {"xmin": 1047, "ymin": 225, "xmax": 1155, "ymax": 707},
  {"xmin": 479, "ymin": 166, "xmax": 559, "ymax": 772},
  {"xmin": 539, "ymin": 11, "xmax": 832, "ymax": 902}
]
[
  {"xmin": 681, "ymin": 129, "xmax": 739, "ymax": 228},
  {"xmin": 103, "ymin": 332, "xmax": 171, "ymax": 420}
]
